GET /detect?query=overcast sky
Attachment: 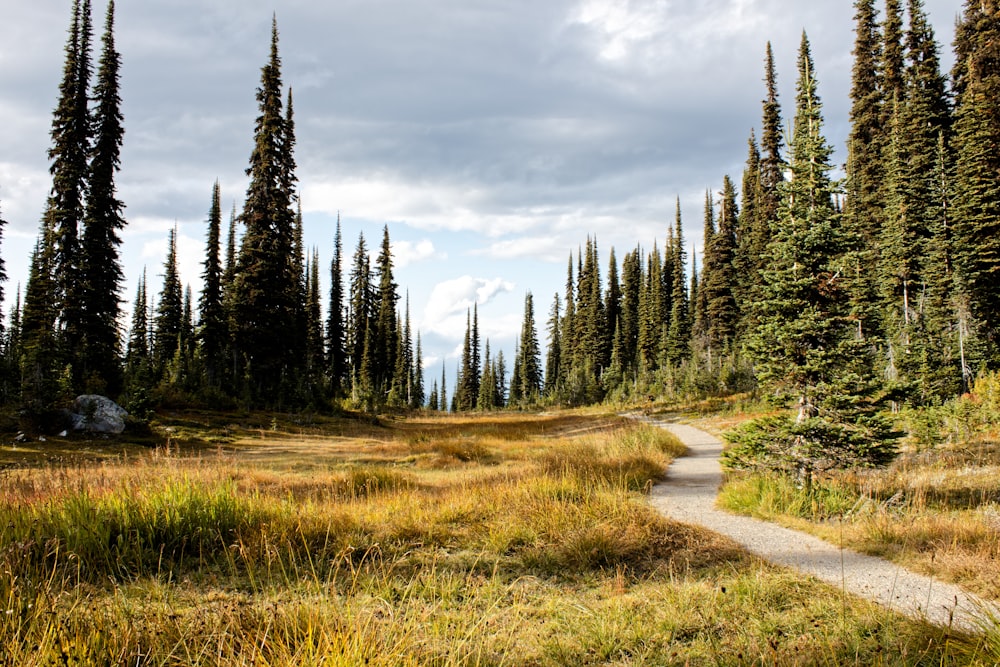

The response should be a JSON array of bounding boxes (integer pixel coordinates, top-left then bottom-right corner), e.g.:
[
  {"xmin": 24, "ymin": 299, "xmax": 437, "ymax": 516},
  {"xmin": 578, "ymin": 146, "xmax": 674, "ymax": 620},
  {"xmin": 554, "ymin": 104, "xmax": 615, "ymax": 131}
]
[{"xmin": 0, "ymin": 0, "xmax": 962, "ymax": 384}]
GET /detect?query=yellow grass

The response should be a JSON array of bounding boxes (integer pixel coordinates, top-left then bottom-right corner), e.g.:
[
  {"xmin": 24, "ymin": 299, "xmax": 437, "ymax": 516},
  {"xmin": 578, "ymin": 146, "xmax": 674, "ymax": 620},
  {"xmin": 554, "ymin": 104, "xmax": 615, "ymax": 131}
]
[{"xmin": 0, "ymin": 409, "xmax": 990, "ymax": 665}]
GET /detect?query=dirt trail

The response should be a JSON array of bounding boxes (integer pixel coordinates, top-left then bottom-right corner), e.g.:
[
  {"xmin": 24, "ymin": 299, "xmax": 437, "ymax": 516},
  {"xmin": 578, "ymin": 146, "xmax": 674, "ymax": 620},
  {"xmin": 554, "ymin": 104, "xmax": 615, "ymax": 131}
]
[{"xmin": 647, "ymin": 420, "xmax": 999, "ymax": 632}]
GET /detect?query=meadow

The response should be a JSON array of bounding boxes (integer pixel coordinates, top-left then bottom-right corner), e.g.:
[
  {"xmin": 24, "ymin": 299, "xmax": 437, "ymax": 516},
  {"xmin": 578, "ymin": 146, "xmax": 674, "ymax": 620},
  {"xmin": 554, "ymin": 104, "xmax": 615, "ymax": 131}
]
[{"xmin": 0, "ymin": 409, "xmax": 992, "ymax": 665}]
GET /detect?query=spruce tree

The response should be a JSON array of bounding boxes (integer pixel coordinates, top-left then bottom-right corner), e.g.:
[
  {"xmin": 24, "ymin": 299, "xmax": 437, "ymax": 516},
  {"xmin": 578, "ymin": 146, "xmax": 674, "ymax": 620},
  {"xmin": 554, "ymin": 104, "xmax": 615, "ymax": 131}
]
[
  {"xmin": 198, "ymin": 182, "xmax": 226, "ymax": 388},
  {"xmin": 619, "ymin": 247, "xmax": 642, "ymax": 373},
  {"xmin": 666, "ymin": 204, "xmax": 690, "ymax": 365},
  {"xmin": 348, "ymin": 233, "xmax": 373, "ymax": 401},
  {"xmin": 737, "ymin": 33, "xmax": 897, "ymax": 488},
  {"xmin": 844, "ymin": 0, "xmax": 886, "ymax": 340},
  {"xmin": 327, "ymin": 216, "xmax": 348, "ymax": 397},
  {"xmin": 48, "ymin": 0, "xmax": 93, "ymax": 376},
  {"xmin": 124, "ymin": 270, "xmax": 151, "ymax": 393},
  {"xmin": 78, "ymin": 0, "xmax": 124, "ymax": 394},
  {"xmin": 759, "ymin": 42, "xmax": 785, "ymax": 229},
  {"xmin": 153, "ymin": 227, "xmax": 183, "ymax": 378},
  {"xmin": 516, "ymin": 293, "xmax": 542, "ymax": 403},
  {"xmin": 19, "ymin": 238, "xmax": 61, "ymax": 423},
  {"xmin": 545, "ymin": 294, "xmax": 561, "ymax": 396},
  {"xmin": 705, "ymin": 176, "xmax": 740, "ymax": 353},
  {"xmin": 372, "ymin": 226, "xmax": 399, "ymax": 395},
  {"xmin": 952, "ymin": 0, "xmax": 1000, "ymax": 356},
  {"xmin": 411, "ymin": 332, "xmax": 425, "ymax": 409},
  {"xmin": 230, "ymin": 19, "xmax": 301, "ymax": 404},
  {"xmin": 735, "ymin": 131, "xmax": 763, "ymax": 327},
  {"xmin": 305, "ymin": 249, "xmax": 325, "ymax": 400}
]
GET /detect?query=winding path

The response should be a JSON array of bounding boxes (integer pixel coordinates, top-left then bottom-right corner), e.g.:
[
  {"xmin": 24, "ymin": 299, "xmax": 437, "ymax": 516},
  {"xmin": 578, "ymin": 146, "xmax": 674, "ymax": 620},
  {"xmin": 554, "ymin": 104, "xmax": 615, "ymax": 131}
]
[{"xmin": 647, "ymin": 421, "xmax": 999, "ymax": 632}]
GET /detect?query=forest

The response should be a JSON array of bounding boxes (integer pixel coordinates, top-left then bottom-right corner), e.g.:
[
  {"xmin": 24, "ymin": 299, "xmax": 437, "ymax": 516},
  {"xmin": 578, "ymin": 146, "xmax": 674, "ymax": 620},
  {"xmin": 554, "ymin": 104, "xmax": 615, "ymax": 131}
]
[
  {"xmin": 0, "ymin": 0, "xmax": 997, "ymax": 474},
  {"xmin": 3, "ymin": 1, "xmax": 1000, "ymax": 663}
]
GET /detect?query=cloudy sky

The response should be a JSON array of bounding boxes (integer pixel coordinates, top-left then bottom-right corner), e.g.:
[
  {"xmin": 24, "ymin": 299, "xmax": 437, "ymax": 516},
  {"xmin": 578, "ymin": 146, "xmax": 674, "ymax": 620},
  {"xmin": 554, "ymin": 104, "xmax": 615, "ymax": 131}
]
[{"xmin": 0, "ymin": 0, "xmax": 961, "ymax": 383}]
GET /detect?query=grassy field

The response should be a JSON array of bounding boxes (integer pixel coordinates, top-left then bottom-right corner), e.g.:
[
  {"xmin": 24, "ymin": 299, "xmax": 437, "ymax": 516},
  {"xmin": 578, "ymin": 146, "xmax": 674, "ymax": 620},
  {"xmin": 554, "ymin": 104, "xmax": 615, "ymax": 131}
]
[{"xmin": 0, "ymin": 408, "xmax": 992, "ymax": 665}]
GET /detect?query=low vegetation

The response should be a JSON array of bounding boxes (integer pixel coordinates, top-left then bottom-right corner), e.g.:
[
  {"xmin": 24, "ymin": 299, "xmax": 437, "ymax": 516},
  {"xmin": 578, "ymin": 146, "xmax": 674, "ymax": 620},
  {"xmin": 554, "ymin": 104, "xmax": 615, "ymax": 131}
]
[{"xmin": 0, "ymin": 410, "xmax": 987, "ymax": 665}]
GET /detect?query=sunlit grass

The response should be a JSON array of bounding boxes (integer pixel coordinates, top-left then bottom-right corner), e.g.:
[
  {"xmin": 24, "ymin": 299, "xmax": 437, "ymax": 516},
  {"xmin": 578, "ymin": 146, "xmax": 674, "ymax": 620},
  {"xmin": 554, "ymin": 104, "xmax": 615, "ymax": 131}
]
[{"xmin": 0, "ymin": 410, "xmax": 991, "ymax": 664}]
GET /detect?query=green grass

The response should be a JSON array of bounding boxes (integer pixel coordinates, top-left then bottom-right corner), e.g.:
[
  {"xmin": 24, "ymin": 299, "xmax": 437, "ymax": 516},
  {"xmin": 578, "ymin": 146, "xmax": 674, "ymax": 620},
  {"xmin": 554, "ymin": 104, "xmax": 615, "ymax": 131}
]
[{"xmin": 0, "ymin": 411, "xmax": 992, "ymax": 665}]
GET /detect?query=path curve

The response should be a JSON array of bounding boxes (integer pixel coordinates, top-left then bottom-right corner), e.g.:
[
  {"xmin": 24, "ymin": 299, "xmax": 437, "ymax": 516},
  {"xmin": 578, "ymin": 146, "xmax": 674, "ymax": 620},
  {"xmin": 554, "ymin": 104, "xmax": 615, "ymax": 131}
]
[{"xmin": 646, "ymin": 420, "xmax": 999, "ymax": 632}]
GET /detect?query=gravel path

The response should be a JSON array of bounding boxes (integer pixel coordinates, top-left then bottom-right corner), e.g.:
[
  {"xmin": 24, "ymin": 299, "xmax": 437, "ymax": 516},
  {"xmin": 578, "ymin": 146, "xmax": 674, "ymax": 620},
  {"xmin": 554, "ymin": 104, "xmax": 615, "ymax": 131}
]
[{"xmin": 647, "ymin": 420, "xmax": 999, "ymax": 632}]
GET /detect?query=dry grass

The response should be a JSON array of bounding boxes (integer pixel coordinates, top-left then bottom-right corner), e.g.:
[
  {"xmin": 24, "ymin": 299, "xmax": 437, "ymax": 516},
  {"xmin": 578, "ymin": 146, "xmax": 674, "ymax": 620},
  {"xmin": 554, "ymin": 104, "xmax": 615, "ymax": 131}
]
[
  {"xmin": 0, "ymin": 409, "xmax": 990, "ymax": 665},
  {"xmin": 718, "ymin": 429, "xmax": 1000, "ymax": 603}
]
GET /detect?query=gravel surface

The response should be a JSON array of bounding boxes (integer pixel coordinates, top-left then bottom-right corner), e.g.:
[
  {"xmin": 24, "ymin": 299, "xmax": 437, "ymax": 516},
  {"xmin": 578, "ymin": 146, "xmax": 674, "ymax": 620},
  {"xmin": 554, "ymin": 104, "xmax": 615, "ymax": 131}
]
[{"xmin": 647, "ymin": 420, "xmax": 999, "ymax": 632}]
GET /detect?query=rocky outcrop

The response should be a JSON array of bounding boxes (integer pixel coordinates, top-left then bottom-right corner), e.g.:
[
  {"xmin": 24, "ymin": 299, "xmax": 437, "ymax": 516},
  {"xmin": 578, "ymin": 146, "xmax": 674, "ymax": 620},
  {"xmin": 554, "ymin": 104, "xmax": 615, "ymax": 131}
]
[{"xmin": 71, "ymin": 395, "xmax": 128, "ymax": 434}]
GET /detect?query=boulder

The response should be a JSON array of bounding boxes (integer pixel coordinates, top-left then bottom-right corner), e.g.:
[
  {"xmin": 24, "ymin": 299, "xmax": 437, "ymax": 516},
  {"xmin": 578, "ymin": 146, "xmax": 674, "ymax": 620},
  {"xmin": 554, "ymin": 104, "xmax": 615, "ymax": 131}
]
[{"xmin": 72, "ymin": 395, "xmax": 128, "ymax": 434}]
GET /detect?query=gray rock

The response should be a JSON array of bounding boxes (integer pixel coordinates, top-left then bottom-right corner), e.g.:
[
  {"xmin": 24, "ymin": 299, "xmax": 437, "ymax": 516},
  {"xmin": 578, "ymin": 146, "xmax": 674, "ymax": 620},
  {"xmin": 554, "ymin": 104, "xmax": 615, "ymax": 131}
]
[{"xmin": 72, "ymin": 395, "xmax": 128, "ymax": 434}]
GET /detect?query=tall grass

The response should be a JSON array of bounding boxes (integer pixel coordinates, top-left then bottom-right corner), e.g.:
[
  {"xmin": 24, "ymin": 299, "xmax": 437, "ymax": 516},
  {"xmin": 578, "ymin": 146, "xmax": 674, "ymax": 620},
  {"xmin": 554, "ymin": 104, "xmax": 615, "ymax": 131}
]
[{"xmin": 0, "ymin": 413, "xmax": 992, "ymax": 664}]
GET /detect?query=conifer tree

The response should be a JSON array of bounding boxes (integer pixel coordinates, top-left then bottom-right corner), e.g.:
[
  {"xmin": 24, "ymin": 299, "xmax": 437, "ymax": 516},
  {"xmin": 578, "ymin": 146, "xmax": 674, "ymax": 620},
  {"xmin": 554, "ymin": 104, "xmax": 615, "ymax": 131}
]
[
  {"xmin": 230, "ymin": 19, "xmax": 301, "ymax": 403},
  {"xmin": 48, "ymin": 0, "xmax": 93, "ymax": 374},
  {"xmin": 305, "ymin": 249, "xmax": 325, "ymax": 398},
  {"xmin": 706, "ymin": 176, "xmax": 740, "ymax": 353},
  {"xmin": 347, "ymin": 233, "xmax": 371, "ymax": 396},
  {"xmin": 759, "ymin": 42, "xmax": 786, "ymax": 228},
  {"xmin": 545, "ymin": 294, "xmax": 561, "ymax": 396},
  {"xmin": 560, "ymin": 254, "xmax": 576, "ymax": 373},
  {"xmin": 20, "ymin": 238, "xmax": 61, "ymax": 422},
  {"xmin": 153, "ymin": 227, "xmax": 183, "ymax": 377},
  {"xmin": 372, "ymin": 226, "xmax": 399, "ymax": 395},
  {"xmin": 494, "ymin": 350, "xmax": 507, "ymax": 408},
  {"xmin": 477, "ymin": 340, "xmax": 495, "ymax": 410},
  {"xmin": 619, "ymin": 247, "xmax": 642, "ymax": 373},
  {"xmin": 78, "ymin": 0, "xmax": 124, "ymax": 394},
  {"xmin": 428, "ymin": 379, "xmax": 439, "ymax": 411},
  {"xmin": 439, "ymin": 363, "xmax": 447, "ymax": 412},
  {"xmin": 124, "ymin": 270, "xmax": 151, "ymax": 391},
  {"xmin": 327, "ymin": 216, "xmax": 348, "ymax": 397},
  {"xmin": 665, "ymin": 205, "xmax": 690, "ymax": 365},
  {"xmin": 515, "ymin": 293, "xmax": 542, "ymax": 404},
  {"xmin": 198, "ymin": 182, "xmax": 225, "ymax": 388},
  {"xmin": 411, "ymin": 333, "xmax": 425, "ymax": 409},
  {"xmin": 844, "ymin": 0, "xmax": 886, "ymax": 340},
  {"xmin": 735, "ymin": 131, "xmax": 763, "ymax": 325},
  {"xmin": 952, "ymin": 0, "xmax": 1000, "ymax": 356},
  {"xmin": 736, "ymin": 33, "xmax": 897, "ymax": 488},
  {"xmin": 638, "ymin": 245, "xmax": 663, "ymax": 369}
]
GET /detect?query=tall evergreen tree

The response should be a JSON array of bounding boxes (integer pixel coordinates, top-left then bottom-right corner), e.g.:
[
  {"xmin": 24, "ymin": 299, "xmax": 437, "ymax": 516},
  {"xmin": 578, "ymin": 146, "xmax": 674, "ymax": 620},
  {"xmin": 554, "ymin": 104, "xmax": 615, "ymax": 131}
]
[
  {"xmin": 515, "ymin": 293, "xmax": 542, "ymax": 403},
  {"xmin": 372, "ymin": 226, "xmax": 399, "ymax": 395},
  {"xmin": 153, "ymin": 227, "xmax": 183, "ymax": 377},
  {"xmin": 47, "ymin": 0, "xmax": 93, "ymax": 374},
  {"xmin": 78, "ymin": 0, "xmax": 124, "ymax": 394},
  {"xmin": 411, "ymin": 332, "xmax": 425, "ymax": 409},
  {"xmin": 666, "ymin": 204, "xmax": 690, "ymax": 365},
  {"xmin": 347, "ymin": 232, "xmax": 372, "ymax": 397},
  {"xmin": 305, "ymin": 248, "xmax": 325, "ymax": 398},
  {"xmin": 844, "ymin": 0, "xmax": 886, "ymax": 340},
  {"xmin": 759, "ymin": 42, "xmax": 786, "ymax": 229},
  {"xmin": 737, "ymin": 33, "xmax": 897, "ymax": 487},
  {"xmin": 327, "ymin": 215, "xmax": 347, "ymax": 396},
  {"xmin": 545, "ymin": 294, "xmax": 562, "ymax": 396},
  {"xmin": 705, "ymin": 176, "xmax": 740, "ymax": 353},
  {"xmin": 198, "ymin": 182, "xmax": 226, "ymax": 388},
  {"xmin": 952, "ymin": 0, "xmax": 1000, "ymax": 356},
  {"xmin": 229, "ymin": 19, "xmax": 301, "ymax": 403},
  {"xmin": 619, "ymin": 247, "xmax": 642, "ymax": 373},
  {"xmin": 124, "ymin": 269, "xmax": 151, "ymax": 391},
  {"xmin": 20, "ymin": 238, "xmax": 61, "ymax": 421},
  {"xmin": 735, "ymin": 131, "xmax": 763, "ymax": 326}
]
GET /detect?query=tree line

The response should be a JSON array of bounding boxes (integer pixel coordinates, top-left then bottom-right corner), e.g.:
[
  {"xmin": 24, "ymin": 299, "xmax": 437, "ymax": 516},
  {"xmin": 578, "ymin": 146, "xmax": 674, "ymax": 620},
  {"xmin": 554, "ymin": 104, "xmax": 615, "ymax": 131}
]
[{"xmin": 0, "ymin": 1, "xmax": 997, "ymax": 448}]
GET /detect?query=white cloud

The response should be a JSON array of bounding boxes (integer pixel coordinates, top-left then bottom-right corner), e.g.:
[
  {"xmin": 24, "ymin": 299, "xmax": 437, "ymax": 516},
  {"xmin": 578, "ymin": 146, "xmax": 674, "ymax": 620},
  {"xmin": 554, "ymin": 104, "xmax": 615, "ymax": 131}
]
[
  {"xmin": 392, "ymin": 238, "xmax": 445, "ymax": 268},
  {"xmin": 421, "ymin": 275, "xmax": 516, "ymax": 338}
]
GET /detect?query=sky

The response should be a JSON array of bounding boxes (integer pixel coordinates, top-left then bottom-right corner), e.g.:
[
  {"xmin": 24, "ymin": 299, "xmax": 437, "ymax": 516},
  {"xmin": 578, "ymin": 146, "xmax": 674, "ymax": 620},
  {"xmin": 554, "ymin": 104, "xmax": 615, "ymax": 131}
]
[{"xmin": 0, "ymin": 0, "xmax": 962, "ymax": 388}]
